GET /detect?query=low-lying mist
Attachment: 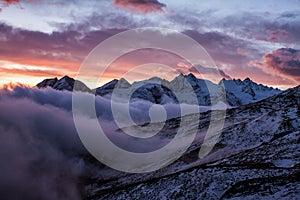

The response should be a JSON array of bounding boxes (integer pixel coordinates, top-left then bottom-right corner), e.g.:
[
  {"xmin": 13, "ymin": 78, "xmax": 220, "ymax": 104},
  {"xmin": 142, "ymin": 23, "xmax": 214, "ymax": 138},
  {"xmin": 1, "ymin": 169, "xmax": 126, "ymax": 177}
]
[{"xmin": 0, "ymin": 86, "xmax": 205, "ymax": 199}]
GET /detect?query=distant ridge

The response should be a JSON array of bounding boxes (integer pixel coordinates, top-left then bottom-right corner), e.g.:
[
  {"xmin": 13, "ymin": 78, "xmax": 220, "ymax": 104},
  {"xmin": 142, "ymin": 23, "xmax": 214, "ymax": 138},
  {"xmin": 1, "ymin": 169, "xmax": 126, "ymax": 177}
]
[{"xmin": 37, "ymin": 74, "xmax": 282, "ymax": 106}]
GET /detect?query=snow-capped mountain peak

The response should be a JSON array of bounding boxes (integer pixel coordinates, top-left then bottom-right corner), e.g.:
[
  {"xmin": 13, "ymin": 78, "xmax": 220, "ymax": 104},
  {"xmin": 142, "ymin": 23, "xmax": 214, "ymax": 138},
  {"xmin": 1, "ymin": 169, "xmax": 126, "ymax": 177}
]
[
  {"xmin": 37, "ymin": 74, "xmax": 282, "ymax": 106},
  {"xmin": 37, "ymin": 75, "xmax": 91, "ymax": 92},
  {"xmin": 36, "ymin": 77, "xmax": 58, "ymax": 88},
  {"xmin": 220, "ymin": 77, "xmax": 281, "ymax": 105}
]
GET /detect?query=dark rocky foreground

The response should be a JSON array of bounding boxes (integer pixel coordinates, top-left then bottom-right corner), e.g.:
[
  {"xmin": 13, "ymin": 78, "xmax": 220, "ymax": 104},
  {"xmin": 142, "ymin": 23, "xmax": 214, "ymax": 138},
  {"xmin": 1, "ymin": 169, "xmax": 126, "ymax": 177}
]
[{"xmin": 85, "ymin": 86, "xmax": 300, "ymax": 199}]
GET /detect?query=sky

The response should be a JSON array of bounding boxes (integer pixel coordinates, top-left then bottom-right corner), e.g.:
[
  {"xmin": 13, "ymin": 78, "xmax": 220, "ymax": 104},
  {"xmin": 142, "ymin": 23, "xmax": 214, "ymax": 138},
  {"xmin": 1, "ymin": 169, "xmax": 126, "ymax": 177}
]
[{"xmin": 0, "ymin": 0, "xmax": 299, "ymax": 89}]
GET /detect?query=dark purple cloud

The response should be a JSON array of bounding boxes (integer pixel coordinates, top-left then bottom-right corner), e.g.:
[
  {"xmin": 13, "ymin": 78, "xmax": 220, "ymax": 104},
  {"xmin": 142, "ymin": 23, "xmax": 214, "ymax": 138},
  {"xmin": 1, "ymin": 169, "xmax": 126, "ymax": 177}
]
[
  {"xmin": 251, "ymin": 48, "xmax": 300, "ymax": 82},
  {"xmin": 279, "ymin": 11, "xmax": 300, "ymax": 19},
  {"xmin": 113, "ymin": 0, "xmax": 166, "ymax": 14}
]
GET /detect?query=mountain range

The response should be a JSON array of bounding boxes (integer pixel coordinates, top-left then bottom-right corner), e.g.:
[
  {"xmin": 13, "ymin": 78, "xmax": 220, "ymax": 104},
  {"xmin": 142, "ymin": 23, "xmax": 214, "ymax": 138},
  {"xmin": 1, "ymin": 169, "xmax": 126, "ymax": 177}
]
[{"xmin": 37, "ymin": 74, "xmax": 281, "ymax": 106}]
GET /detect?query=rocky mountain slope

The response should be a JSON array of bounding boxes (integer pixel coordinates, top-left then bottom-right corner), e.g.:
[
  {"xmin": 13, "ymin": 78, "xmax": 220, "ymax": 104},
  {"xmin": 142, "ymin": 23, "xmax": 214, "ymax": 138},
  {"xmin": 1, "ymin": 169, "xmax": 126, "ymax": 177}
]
[
  {"xmin": 85, "ymin": 85, "xmax": 300, "ymax": 199},
  {"xmin": 36, "ymin": 74, "xmax": 281, "ymax": 106}
]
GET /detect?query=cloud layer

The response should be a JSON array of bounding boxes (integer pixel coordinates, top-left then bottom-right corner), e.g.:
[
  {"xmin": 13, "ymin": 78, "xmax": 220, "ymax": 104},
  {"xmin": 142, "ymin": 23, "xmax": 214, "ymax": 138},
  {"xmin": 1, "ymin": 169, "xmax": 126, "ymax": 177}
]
[
  {"xmin": 0, "ymin": 85, "xmax": 206, "ymax": 198},
  {"xmin": 0, "ymin": 87, "xmax": 87, "ymax": 199}
]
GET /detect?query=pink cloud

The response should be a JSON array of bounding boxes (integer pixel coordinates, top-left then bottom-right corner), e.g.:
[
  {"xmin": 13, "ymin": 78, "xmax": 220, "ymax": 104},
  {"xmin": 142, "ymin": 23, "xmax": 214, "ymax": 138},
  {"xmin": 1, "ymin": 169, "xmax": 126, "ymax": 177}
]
[
  {"xmin": 1, "ymin": 0, "xmax": 20, "ymax": 5},
  {"xmin": 250, "ymin": 48, "xmax": 300, "ymax": 83},
  {"xmin": 113, "ymin": 0, "xmax": 166, "ymax": 14}
]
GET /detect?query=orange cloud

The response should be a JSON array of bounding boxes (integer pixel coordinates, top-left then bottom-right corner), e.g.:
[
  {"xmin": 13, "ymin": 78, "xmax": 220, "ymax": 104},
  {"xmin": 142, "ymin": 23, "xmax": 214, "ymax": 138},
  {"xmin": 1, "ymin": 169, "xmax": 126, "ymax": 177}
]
[
  {"xmin": 0, "ymin": 65, "xmax": 64, "ymax": 77},
  {"xmin": 0, "ymin": 0, "xmax": 36, "ymax": 11},
  {"xmin": 113, "ymin": 0, "xmax": 166, "ymax": 14},
  {"xmin": 1, "ymin": 0, "xmax": 20, "ymax": 5}
]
